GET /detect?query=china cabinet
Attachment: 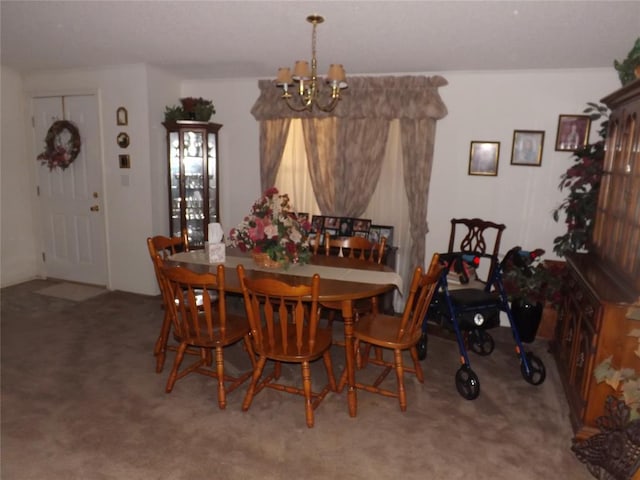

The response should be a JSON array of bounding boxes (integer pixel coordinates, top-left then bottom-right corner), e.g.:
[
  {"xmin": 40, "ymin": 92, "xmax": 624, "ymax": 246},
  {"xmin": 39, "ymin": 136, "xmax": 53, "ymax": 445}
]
[
  {"xmin": 552, "ymin": 79, "xmax": 640, "ymax": 439},
  {"xmin": 163, "ymin": 120, "xmax": 222, "ymax": 249}
]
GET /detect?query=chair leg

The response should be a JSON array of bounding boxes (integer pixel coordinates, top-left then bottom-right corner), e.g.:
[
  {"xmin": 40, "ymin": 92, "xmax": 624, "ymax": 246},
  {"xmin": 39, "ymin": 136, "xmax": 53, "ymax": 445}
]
[
  {"xmin": 394, "ymin": 349, "xmax": 407, "ymax": 412},
  {"xmin": 409, "ymin": 345, "xmax": 424, "ymax": 382},
  {"xmin": 165, "ymin": 342, "xmax": 188, "ymax": 393},
  {"xmin": 215, "ymin": 346, "xmax": 226, "ymax": 410},
  {"xmin": 301, "ymin": 361, "xmax": 314, "ymax": 428},
  {"xmin": 154, "ymin": 310, "xmax": 172, "ymax": 373},
  {"xmin": 242, "ymin": 356, "xmax": 267, "ymax": 412},
  {"xmin": 322, "ymin": 350, "xmax": 337, "ymax": 392},
  {"xmin": 243, "ymin": 335, "xmax": 256, "ymax": 368}
]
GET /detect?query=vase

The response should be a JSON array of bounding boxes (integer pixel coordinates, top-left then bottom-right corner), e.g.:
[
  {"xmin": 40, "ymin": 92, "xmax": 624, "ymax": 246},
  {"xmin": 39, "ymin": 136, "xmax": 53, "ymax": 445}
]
[
  {"xmin": 251, "ymin": 252, "xmax": 283, "ymax": 269},
  {"xmin": 511, "ymin": 299, "xmax": 543, "ymax": 343}
]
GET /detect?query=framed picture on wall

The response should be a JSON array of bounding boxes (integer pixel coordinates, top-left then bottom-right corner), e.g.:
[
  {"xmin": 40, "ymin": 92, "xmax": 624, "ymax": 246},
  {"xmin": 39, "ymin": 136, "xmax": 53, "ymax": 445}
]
[
  {"xmin": 511, "ymin": 130, "xmax": 545, "ymax": 166},
  {"xmin": 555, "ymin": 114, "xmax": 591, "ymax": 151},
  {"xmin": 468, "ymin": 141, "xmax": 500, "ymax": 176}
]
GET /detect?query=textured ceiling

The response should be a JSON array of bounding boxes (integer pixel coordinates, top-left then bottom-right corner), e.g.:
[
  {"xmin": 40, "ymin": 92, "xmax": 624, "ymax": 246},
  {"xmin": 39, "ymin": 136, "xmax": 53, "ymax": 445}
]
[{"xmin": 1, "ymin": 1, "xmax": 639, "ymax": 79}]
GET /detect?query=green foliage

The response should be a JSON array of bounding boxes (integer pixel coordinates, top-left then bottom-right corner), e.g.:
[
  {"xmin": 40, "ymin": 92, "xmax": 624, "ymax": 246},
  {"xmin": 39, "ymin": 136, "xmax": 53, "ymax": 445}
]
[
  {"xmin": 594, "ymin": 327, "xmax": 640, "ymax": 421},
  {"xmin": 551, "ymin": 103, "xmax": 609, "ymax": 257},
  {"xmin": 163, "ymin": 97, "xmax": 215, "ymax": 122},
  {"xmin": 614, "ymin": 37, "xmax": 640, "ymax": 86}
]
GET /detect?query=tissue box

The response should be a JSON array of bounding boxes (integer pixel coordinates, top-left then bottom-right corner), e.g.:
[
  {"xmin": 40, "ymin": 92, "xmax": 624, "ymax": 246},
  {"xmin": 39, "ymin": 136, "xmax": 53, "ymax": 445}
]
[{"xmin": 206, "ymin": 242, "xmax": 226, "ymax": 263}]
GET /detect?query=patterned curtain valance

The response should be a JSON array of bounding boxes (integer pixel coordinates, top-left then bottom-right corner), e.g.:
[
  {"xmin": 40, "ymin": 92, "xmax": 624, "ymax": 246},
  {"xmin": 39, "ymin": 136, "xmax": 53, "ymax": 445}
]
[{"xmin": 251, "ymin": 75, "xmax": 449, "ymax": 121}]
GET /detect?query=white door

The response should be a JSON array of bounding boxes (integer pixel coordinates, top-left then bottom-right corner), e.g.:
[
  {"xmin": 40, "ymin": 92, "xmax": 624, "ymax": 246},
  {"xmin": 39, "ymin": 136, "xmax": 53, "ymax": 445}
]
[{"xmin": 33, "ymin": 95, "xmax": 107, "ymax": 285}]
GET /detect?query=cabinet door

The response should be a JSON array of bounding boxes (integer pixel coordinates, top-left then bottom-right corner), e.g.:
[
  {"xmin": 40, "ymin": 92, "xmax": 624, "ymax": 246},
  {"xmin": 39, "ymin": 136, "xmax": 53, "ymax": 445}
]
[
  {"xmin": 183, "ymin": 130, "xmax": 206, "ymax": 247},
  {"xmin": 169, "ymin": 131, "xmax": 182, "ymax": 237}
]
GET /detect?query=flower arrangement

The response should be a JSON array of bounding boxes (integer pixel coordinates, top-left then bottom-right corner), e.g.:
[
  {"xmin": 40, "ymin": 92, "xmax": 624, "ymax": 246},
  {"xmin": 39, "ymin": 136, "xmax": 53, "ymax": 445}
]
[
  {"xmin": 227, "ymin": 188, "xmax": 312, "ymax": 266},
  {"xmin": 164, "ymin": 97, "xmax": 215, "ymax": 122},
  {"xmin": 37, "ymin": 120, "xmax": 82, "ymax": 171}
]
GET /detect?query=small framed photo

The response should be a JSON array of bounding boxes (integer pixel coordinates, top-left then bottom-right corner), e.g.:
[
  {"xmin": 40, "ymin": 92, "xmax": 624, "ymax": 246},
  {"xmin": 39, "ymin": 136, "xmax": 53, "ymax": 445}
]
[
  {"xmin": 116, "ymin": 107, "xmax": 128, "ymax": 126},
  {"xmin": 337, "ymin": 217, "xmax": 354, "ymax": 237},
  {"xmin": 511, "ymin": 130, "xmax": 545, "ymax": 166},
  {"xmin": 311, "ymin": 215, "xmax": 324, "ymax": 233},
  {"xmin": 117, "ymin": 132, "xmax": 130, "ymax": 148},
  {"xmin": 352, "ymin": 218, "xmax": 372, "ymax": 233},
  {"xmin": 371, "ymin": 224, "xmax": 394, "ymax": 246},
  {"xmin": 323, "ymin": 216, "xmax": 339, "ymax": 229},
  {"xmin": 469, "ymin": 141, "xmax": 500, "ymax": 176},
  {"xmin": 555, "ymin": 114, "xmax": 591, "ymax": 151}
]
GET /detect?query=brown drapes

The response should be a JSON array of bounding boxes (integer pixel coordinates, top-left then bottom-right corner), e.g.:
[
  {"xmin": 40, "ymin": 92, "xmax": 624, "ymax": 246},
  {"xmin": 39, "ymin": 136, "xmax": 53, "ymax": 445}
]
[{"xmin": 251, "ymin": 75, "xmax": 448, "ymax": 268}]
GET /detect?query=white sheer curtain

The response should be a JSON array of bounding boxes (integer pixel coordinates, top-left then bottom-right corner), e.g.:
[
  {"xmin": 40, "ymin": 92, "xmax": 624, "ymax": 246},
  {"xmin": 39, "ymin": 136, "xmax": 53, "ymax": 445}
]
[
  {"xmin": 275, "ymin": 118, "xmax": 411, "ymax": 312},
  {"xmin": 362, "ymin": 120, "xmax": 411, "ymax": 312},
  {"xmin": 275, "ymin": 119, "xmax": 321, "ymax": 216}
]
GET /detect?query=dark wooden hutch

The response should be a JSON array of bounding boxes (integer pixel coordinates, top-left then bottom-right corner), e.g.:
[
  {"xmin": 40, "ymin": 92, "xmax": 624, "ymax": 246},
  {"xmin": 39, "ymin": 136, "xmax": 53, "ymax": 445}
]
[{"xmin": 552, "ymin": 79, "xmax": 640, "ymax": 439}]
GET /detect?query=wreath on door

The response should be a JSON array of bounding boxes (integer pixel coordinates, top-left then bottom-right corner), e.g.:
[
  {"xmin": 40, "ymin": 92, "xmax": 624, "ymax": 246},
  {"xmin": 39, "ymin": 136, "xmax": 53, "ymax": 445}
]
[{"xmin": 37, "ymin": 120, "xmax": 82, "ymax": 170}]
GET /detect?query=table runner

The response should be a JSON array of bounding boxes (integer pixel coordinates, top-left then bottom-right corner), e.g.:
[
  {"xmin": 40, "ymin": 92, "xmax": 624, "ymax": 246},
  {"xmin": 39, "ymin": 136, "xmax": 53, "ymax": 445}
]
[{"xmin": 170, "ymin": 251, "xmax": 403, "ymax": 293}]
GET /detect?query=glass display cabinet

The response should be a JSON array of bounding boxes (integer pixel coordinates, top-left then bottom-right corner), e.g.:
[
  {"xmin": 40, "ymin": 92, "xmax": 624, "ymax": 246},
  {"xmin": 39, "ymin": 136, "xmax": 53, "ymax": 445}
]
[{"xmin": 163, "ymin": 120, "xmax": 222, "ymax": 249}]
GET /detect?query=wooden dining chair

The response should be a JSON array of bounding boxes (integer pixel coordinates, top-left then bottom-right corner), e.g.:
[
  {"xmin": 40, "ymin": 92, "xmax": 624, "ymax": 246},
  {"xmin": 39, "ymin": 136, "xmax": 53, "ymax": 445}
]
[
  {"xmin": 319, "ymin": 233, "xmax": 388, "ymax": 336},
  {"xmin": 237, "ymin": 264, "xmax": 337, "ymax": 428},
  {"xmin": 447, "ymin": 218, "xmax": 505, "ymax": 284},
  {"xmin": 339, "ymin": 254, "xmax": 443, "ymax": 412},
  {"xmin": 147, "ymin": 231, "xmax": 191, "ymax": 372},
  {"xmin": 159, "ymin": 263, "xmax": 255, "ymax": 409}
]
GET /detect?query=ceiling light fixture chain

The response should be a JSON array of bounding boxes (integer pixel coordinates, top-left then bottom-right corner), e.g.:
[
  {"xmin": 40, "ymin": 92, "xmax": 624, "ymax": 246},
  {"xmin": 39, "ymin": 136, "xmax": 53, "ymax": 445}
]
[{"xmin": 275, "ymin": 14, "xmax": 347, "ymax": 113}]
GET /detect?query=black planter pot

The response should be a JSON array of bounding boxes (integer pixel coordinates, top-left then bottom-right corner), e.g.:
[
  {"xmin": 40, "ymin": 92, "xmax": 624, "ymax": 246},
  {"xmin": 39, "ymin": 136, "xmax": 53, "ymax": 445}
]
[{"xmin": 511, "ymin": 299, "xmax": 543, "ymax": 343}]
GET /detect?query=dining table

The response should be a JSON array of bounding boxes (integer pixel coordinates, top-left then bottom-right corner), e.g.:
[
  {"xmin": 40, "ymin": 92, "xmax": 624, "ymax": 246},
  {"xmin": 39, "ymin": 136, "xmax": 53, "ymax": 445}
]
[{"xmin": 168, "ymin": 247, "xmax": 403, "ymax": 417}]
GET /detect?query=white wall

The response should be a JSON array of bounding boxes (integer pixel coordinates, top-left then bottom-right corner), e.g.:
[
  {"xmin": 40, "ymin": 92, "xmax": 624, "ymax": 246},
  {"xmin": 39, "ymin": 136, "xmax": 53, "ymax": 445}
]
[
  {"xmin": 426, "ymin": 68, "xmax": 618, "ymax": 264},
  {"xmin": 1, "ymin": 66, "xmax": 39, "ymax": 287},
  {"xmin": 21, "ymin": 64, "xmax": 160, "ymax": 294},
  {"xmin": 0, "ymin": 65, "xmax": 622, "ymax": 296}
]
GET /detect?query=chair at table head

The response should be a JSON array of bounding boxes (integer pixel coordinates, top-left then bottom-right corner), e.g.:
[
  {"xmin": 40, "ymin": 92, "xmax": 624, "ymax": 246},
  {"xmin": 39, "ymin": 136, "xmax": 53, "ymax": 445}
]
[
  {"xmin": 321, "ymin": 231, "xmax": 387, "ymax": 263},
  {"xmin": 146, "ymin": 229, "xmax": 190, "ymax": 373},
  {"xmin": 159, "ymin": 263, "xmax": 254, "ymax": 410},
  {"xmin": 447, "ymin": 218, "xmax": 506, "ymax": 283},
  {"xmin": 236, "ymin": 264, "xmax": 336, "ymax": 428},
  {"xmin": 344, "ymin": 253, "xmax": 444, "ymax": 412}
]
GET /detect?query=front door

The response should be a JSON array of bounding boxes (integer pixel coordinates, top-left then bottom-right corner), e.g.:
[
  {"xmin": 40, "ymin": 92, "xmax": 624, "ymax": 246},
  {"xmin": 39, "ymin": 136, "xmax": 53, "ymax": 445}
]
[{"xmin": 32, "ymin": 95, "xmax": 107, "ymax": 285}]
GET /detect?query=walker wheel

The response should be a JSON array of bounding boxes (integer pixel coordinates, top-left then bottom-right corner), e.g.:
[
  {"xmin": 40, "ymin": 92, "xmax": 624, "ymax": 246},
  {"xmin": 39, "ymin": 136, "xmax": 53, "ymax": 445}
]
[
  {"xmin": 469, "ymin": 329, "xmax": 495, "ymax": 356},
  {"xmin": 455, "ymin": 365, "xmax": 480, "ymax": 400},
  {"xmin": 416, "ymin": 333, "xmax": 427, "ymax": 361},
  {"xmin": 520, "ymin": 352, "xmax": 546, "ymax": 385}
]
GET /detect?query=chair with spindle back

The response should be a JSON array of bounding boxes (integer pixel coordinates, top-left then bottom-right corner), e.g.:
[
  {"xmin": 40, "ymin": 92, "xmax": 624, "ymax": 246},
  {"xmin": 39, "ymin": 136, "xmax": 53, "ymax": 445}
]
[
  {"xmin": 146, "ymin": 230, "xmax": 191, "ymax": 372},
  {"xmin": 160, "ymin": 263, "xmax": 254, "ymax": 409},
  {"xmin": 319, "ymin": 232, "xmax": 388, "ymax": 334},
  {"xmin": 338, "ymin": 254, "xmax": 443, "ymax": 411},
  {"xmin": 237, "ymin": 264, "xmax": 336, "ymax": 428}
]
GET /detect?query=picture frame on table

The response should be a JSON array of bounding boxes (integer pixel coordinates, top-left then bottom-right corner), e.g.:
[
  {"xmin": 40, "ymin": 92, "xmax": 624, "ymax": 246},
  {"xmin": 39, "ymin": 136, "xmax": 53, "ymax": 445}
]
[
  {"xmin": 468, "ymin": 141, "xmax": 500, "ymax": 176},
  {"xmin": 555, "ymin": 114, "xmax": 591, "ymax": 152},
  {"xmin": 323, "ymin": 216, "xmax": 339, "ymax": 229},
  {"xmin": 311, "ymin": 215, "xmax": 324, "ymax": 233},
  {"xmin": 337, "ymin": 217, "xmax": 354, "ymax": 237},
  {"xmin": 370, "ymin": 224, "xmax": 394, "ymax": 246},
  {"xmin": 352, "ymin": 218, "xmax": 372, "ymax": 233},
  {"xmin": 511, "ymin": 130, "xmax": 545, "ymax": 166}
]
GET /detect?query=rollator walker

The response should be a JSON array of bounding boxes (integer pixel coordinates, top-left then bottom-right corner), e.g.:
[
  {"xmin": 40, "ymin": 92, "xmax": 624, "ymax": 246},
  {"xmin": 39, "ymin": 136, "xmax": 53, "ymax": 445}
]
[{"xmin": 417, "ymin": 246, "xmax": 547, "ymax": 400}]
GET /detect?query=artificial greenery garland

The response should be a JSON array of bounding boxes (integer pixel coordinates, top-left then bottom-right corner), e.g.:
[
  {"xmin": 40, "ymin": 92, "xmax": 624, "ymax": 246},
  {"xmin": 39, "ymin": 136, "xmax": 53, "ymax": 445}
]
[{"xmin": 37, "ymin": 120, "xmax": 82, "ymax": 170}]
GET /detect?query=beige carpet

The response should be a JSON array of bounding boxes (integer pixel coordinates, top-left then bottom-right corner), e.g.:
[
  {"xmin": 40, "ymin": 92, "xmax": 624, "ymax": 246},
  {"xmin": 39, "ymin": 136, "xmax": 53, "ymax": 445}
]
[
  {"xmin": 35, "ymin": 281, "xmax": 108, "ymax": 302},
  {"xmin": 2, "ymin": 279, "xmax": 594, "ymax": 480}
]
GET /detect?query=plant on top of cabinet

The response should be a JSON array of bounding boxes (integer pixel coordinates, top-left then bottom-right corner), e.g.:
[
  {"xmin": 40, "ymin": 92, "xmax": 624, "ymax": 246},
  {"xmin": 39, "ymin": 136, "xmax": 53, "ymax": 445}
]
[
  {"xmin": 614, "ymin": 37, "xmax": 640, "ymax": 86},
  {"xmin": 551, "ymin": 102, "xmax": 609, "ymax": 257},
  {"xmin": 164, "ymin": 97, "xmax": 215, "ymax": 122}
]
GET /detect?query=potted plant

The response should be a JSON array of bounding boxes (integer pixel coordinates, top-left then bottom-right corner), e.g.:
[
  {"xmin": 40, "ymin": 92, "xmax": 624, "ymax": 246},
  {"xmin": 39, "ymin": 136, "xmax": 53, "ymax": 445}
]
[
  {"xmin": 502, "ymin": 248, "xmax": 565, "ymax": 342},
  {"xmin": 552, "ymin": 102, "xmax": 609, "ymax": 257},
  {"xmin": 163, "ymin": 97, "xmax": 216, "ymax": 122}
]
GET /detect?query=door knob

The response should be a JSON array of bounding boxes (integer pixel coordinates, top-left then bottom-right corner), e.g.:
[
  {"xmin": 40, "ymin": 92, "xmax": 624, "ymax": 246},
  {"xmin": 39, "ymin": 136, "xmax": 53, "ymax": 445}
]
[{"xmin": 90, "ymin": 205, "xmax": 100, "ymax": 212}]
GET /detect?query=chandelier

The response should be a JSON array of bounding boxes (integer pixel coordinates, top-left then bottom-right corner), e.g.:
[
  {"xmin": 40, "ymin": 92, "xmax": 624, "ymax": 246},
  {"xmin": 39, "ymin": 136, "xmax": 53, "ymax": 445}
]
[{"xmin": 275, "ymin": 14, "xmax": 347, "ymax": 112}]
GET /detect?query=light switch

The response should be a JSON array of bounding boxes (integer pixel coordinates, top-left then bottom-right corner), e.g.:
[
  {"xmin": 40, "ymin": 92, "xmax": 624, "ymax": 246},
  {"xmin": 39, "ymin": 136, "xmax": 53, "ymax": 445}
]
[{"xmin": 121, "ymin": 174, "xmax": 129, "ymax": 187}]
